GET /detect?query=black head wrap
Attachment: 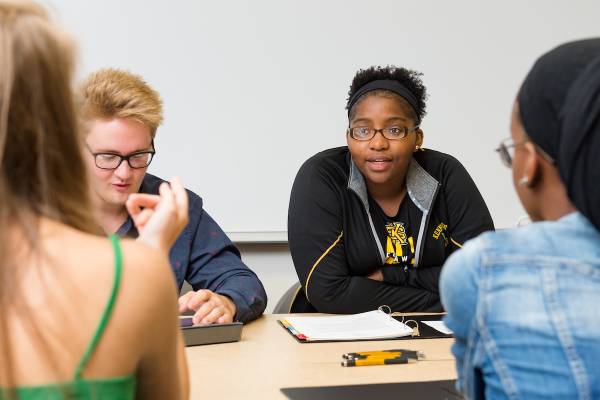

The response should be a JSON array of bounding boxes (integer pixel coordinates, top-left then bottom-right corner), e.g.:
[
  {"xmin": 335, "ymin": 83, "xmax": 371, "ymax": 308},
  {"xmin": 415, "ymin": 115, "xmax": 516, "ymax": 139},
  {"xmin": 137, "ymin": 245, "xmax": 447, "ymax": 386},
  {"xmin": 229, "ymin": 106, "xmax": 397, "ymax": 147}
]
[
  {"xmin": 346, "ymin": 80, "xmax": 421, "ymax": 123},
  {"xmin": 517, "ymin": 38, "xmax": 600, "ymax": 231}
]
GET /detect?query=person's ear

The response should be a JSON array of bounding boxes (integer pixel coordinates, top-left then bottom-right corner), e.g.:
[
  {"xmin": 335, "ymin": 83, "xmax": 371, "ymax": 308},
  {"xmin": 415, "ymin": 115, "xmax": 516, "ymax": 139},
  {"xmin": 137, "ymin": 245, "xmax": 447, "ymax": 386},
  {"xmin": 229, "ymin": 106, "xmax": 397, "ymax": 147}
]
[
  {"xmin": 520, "ymin": 142, "xmax": 540, "ymax": 187},
  {"xmin": 346, "ymin": 128, "xmax": 352, "ymax": 146},
  {"xmin": 414, "ymin": 129, "xmax": 424, "ymax": 152}
]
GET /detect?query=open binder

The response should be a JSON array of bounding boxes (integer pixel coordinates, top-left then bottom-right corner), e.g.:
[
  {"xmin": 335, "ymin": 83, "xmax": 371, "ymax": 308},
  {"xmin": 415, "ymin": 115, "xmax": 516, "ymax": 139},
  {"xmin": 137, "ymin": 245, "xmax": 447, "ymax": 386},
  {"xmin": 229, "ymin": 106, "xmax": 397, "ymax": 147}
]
[{"xmin": 279, "ymin": 310, "xmax": 452, "ymax": 343}]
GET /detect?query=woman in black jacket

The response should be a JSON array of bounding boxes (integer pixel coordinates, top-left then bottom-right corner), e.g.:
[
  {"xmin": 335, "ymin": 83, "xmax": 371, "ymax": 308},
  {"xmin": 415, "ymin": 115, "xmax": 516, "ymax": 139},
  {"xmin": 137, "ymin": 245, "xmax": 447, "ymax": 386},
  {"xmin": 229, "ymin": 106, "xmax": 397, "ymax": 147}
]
[{"xmin": 288, "ymin": 66, "xmax": 494, "ymax": 313}]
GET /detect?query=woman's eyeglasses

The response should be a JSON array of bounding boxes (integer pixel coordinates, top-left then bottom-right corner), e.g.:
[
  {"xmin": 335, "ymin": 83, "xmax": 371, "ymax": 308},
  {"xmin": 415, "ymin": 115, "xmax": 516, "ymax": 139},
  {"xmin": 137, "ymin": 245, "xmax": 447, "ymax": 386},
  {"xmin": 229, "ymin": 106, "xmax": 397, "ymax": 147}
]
[
  {"xmin": 347, "ymin": 125, "xmax": 420, "ymax": 141},
  {"xmin": 495, "ymin": 137, "xmax": 555, "ymax": 167}
]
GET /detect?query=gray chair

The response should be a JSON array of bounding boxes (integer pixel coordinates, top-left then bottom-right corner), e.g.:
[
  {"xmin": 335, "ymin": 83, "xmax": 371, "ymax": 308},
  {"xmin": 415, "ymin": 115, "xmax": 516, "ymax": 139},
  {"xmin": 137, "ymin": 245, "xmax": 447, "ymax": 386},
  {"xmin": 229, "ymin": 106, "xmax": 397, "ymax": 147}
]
[{"xmin": 273, "ymin": 281, "xmax": 302, "ymax": 314}]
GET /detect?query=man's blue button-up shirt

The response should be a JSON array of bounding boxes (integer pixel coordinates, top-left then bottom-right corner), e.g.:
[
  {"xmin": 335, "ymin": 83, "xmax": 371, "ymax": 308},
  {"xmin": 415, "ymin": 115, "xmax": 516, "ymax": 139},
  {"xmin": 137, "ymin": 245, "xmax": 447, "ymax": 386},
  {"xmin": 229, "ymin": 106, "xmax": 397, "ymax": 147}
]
[{"xmin": 117, "ymin": 173, "xmax": 267, "ymax": 323}]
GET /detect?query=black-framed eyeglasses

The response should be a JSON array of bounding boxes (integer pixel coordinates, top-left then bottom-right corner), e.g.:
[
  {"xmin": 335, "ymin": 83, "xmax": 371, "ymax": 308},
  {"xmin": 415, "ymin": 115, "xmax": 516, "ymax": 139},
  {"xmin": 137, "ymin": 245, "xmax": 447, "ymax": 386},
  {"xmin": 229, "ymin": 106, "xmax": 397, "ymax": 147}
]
[
  {"xmin": 86, "ymin": 141, "xmax": 156, "ymax": 170},
  {"xmin": 346, "ymin": 125, "xmax": 420, "ymax": 141},
  {"xmin": 495, "ymin": 137, "xmax": 555, "ymax": 168}
]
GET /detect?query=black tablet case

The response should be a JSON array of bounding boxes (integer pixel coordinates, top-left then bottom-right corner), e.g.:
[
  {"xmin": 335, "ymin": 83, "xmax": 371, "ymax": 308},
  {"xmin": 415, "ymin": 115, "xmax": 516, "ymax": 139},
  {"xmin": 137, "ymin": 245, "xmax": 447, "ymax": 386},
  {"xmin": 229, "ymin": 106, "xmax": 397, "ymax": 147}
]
[{"xmin": 181, "ymin": 322, "xmax": 243, "ymax": 346}]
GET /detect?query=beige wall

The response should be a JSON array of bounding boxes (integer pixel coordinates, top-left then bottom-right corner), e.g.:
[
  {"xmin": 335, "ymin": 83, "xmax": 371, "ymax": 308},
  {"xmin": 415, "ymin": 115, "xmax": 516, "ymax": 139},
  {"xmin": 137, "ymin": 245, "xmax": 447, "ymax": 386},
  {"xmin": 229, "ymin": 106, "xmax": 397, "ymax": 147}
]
[{"xmin": 237, "ymin": 243, "xmax": 297, "ymax": 314}]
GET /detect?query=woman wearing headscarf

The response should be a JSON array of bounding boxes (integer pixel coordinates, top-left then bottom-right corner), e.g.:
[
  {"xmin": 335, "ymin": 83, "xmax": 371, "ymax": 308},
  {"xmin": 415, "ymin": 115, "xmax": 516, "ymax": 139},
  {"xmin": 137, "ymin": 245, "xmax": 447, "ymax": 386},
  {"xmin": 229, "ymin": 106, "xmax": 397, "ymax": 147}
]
[
  {"xmin": 288, "ymin": 66, "xmax": 494, "ymax": 313},
  {"xmin": 441, "ymin": 39, "xmax": 600, "ymax": 399}
]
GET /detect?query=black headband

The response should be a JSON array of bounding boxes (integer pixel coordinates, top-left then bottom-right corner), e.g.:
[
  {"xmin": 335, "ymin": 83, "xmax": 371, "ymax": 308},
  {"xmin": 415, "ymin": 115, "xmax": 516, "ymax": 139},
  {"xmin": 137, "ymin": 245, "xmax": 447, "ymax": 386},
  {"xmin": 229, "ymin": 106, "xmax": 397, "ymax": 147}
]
[{"xmin": 346, "ymin": 80, "xmax": 421, "ymax": 123}]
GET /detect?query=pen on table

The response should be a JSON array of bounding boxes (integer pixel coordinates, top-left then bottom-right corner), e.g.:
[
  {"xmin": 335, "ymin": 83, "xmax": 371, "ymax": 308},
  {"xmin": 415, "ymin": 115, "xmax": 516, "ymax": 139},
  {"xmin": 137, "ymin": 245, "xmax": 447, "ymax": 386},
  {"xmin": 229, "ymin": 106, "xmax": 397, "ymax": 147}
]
[
  {"xmin": 342, "ymin": 350, "xmax": 424, "ymax": 360},
  {"xmin": 341, "ymin": 356, "xmax": 418, "ymax": 367}
]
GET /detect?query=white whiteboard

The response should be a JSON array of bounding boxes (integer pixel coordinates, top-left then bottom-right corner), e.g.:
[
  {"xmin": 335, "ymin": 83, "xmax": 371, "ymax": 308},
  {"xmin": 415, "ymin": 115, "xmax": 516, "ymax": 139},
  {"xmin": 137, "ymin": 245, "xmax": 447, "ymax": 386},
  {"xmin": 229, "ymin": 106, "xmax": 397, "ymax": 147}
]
[{"xmin": 46, "ymin": 0, "xmax": 600, "ymax": 236}]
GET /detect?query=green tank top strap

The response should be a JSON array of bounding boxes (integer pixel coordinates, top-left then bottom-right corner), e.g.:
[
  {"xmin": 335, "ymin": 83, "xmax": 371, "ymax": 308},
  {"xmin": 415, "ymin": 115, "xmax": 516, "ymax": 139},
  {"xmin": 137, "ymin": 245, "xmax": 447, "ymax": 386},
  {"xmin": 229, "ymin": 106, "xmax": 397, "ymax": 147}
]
[{"xmin": 73, "ymin": 234, "xmax": 123, "ymax": 380}]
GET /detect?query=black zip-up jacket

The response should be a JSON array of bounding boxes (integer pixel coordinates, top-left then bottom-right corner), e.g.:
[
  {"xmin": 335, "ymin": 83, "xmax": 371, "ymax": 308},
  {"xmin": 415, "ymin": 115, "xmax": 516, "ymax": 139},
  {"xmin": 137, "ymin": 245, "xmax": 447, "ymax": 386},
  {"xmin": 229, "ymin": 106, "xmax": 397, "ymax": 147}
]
[{"xmin": 288, "ymin": 147, "xmax": 494, "ymax": 313}]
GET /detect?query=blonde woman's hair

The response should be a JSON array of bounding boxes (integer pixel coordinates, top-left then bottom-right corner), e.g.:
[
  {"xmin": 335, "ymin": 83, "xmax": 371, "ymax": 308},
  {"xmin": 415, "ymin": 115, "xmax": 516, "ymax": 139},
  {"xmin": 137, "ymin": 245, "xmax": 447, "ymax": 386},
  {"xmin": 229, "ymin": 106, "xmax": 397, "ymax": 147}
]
[
  {"xmin": 79, "ymin": 68, "xmax": 163, "ymax": 137},
  {"xmin": 0, "ymin": 0, "xmax": 97, "ymax": 393}
]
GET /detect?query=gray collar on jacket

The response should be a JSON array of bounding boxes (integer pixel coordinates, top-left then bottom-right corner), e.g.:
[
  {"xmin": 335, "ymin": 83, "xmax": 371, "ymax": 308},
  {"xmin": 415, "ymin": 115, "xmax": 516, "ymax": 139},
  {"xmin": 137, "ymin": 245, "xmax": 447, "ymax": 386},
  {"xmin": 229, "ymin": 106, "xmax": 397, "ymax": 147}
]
[{"xmin": 347, "ymin": 156, "xmax": 440, "ymax": 267}]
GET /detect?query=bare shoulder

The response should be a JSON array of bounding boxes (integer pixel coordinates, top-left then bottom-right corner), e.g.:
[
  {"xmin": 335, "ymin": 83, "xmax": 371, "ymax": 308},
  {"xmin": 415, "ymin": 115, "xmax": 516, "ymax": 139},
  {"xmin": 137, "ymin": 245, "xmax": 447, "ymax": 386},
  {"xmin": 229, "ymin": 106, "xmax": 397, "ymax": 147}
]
[
  {"xmin": 112, "ymin": 238, "xmax": 178, "ymax": 333},
  {"xmin": 68, "ymin": 229, "xmax": 172, "ymax": 277},
  {"xmin": 35, "ymin": 221, "xmax": 179, "ymax": 379},
  {"xmin": 66, "ymin": 231, "xmax": 179, "ymax": 353},
  {"xmin": 49, "ymin": 225, "xmax": 176, "ymax": 302},
  {"xmin": 119, "ymin": 239, "xmax": 170, "ymax": 275},
  {"xmin": 118, "ymin": 238, "xmax": 176, "ymax": 294}
]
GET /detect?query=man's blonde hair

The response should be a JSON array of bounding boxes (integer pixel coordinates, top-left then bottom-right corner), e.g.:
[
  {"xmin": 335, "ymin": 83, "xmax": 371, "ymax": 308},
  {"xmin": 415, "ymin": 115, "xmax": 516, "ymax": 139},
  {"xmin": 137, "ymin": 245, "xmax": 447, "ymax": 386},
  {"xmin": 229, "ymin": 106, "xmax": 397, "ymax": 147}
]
[{"xmin": 79, "ymin": 68, "xmax": 163, "ymax": 137}]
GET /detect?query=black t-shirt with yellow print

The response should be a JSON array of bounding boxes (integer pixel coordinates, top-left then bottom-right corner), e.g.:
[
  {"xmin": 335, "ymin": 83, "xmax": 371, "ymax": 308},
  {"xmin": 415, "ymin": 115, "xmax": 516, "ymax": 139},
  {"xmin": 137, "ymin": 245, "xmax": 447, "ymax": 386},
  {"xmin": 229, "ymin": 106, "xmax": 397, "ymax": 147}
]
[{"xmin": 369, "ymin": 196, "xmax": 418, "ymax": 268}]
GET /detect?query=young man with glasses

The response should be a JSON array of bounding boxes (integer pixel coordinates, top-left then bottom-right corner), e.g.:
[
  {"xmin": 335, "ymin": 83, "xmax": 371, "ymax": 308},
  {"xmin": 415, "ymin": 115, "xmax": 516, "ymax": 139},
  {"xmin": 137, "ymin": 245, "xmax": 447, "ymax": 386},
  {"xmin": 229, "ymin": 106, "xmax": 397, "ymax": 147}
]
[
  {"xmin": 288, "ymin": 66, "xmax": 494, "ymax": 313},
  {"xmin": 81, "ymin": 68, "xmax": 267, "ymax": 324}
]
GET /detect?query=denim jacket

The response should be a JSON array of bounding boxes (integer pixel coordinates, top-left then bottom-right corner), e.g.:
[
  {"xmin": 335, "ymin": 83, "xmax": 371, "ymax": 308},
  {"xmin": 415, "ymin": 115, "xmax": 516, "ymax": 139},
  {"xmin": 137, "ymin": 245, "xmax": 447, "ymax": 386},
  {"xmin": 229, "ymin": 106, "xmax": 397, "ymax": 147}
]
[
  {"xmin": 117, "ymin": 174, "xmax": 267, "ymax": 323},
  {"xmin": 441, "ymin": 212, "xmax": 600, "ymax": 400}
]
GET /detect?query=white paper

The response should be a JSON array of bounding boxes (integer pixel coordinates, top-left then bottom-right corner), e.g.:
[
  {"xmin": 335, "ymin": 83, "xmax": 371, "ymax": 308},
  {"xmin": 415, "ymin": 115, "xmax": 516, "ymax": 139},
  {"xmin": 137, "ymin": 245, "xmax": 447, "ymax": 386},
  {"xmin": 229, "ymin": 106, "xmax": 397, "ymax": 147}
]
[
  {"xmin": 284, "ymin": 310, "xmax": 413, "ymax": 341},
  {"xmin": 422, "ymin": 320, "xmax": 453, "ymax": 335}
]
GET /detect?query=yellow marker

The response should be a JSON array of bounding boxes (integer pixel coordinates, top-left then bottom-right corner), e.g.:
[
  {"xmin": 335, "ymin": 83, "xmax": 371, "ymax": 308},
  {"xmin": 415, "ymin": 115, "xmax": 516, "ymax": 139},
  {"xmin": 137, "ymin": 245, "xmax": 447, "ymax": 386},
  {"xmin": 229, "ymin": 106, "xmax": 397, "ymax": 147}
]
[
  {"xmin": 341, "ymin": 357, "xmax": 417, "ymax": 367},
  {"xmin": 342, "ymin": 350, "xmax": 424, "ymax": 360}
]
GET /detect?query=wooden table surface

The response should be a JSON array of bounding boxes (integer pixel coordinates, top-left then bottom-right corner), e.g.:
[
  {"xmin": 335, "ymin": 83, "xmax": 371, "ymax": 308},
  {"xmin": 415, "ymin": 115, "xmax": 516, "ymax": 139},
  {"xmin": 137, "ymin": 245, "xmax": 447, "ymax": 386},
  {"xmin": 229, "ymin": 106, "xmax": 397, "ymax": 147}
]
[{"xmin": 186, "ymin": 314, "xmax": 457, "ymax": 399}]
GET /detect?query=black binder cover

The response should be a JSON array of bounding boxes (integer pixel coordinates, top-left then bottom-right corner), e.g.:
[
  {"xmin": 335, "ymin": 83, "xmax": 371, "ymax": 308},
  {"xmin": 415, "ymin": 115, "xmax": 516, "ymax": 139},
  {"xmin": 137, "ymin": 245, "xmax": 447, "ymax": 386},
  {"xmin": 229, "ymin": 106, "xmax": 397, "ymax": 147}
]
[{"xmin": 281, "ymin": 379, "xmax": 463, "ymax": 400}]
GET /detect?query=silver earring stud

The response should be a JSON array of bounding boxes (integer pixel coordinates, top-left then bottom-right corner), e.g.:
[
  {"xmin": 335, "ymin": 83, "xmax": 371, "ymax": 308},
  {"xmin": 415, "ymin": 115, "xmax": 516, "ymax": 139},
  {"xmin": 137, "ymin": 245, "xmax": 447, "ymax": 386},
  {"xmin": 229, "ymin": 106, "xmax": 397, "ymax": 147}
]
[{"xmin": 519, "ymin": 177, "xmax": 529, "ymax": 186}]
